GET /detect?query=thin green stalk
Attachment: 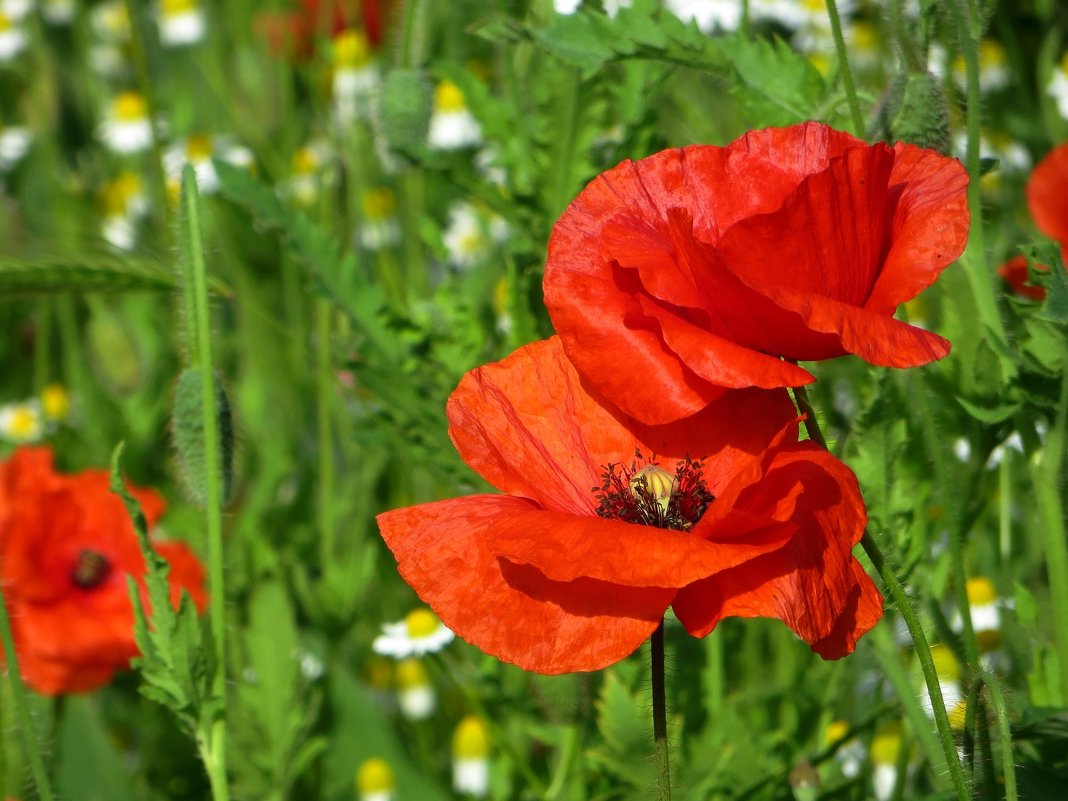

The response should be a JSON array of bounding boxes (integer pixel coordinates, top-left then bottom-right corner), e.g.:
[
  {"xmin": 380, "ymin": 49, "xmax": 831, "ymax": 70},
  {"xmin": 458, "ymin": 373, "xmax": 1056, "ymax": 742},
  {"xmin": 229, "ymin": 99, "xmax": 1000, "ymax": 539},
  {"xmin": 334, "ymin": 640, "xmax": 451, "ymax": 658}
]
[
  {"xmin": 824, "ymin": 0, "xmax": 865, "ymax": 136},
  {"xmin": 794, "ymin": 385, "xmax": 969, "ymax": 801},
  {"xmin": 0, "ymin": 592, "xmax": 55, "ymax": 801},
  {"xmin": 981, "ymin": 671, "xmax": 1018, "ymax": 801},
  {"xmin": 33, "ymin": 300, "xmax": 51, "ymax": 392},
  {"xmin": 702, "ymin": 629, "xmax": 724, "ymax": 715},
  {"xmin": 947, "ymin": 0, "xmax": 1008, "ymax": 348},
  {"xmin": 998, "ymin": 455, "xmax": 1012, "ymax": 561},
  {"xmin": 549, "ymin": 72, "xmax": 580, "ymax": 218},
  {"xmin": 398, "ymin": 0, "xmax": 426, "ymax": 68},
  {"xmin": 1029, "ymin": 452, "xmax": 1068, "ymax": 701},
  {"xmin": 544, "ymin": 724, "xmax": 580, "ymax": 801},
  {"xmin": 180, "ymin": 168, "xmax": 230, "ymax": 801},
  {"xmin": 316, "ymin": 299, "xmax": 336, "ymax": 566},
  {"xmin": 888, "ymin": 0, "xmax": 923, "ymax": 73},
  {"xmin": 862, "ymin": 533, "xmax": 970, "ymax": 801},
  {"xmin": 651, "ymin": 620, "xmax": 672, "ymax": 801}
]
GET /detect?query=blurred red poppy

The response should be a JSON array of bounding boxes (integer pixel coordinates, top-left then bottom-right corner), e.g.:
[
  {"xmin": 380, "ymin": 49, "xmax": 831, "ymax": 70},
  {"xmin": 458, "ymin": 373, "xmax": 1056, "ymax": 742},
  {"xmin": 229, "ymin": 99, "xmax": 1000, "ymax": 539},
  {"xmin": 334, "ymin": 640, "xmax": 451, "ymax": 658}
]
[
  {"xmin": 377, "ymin": 337, "xmax": 881, "ymax": 674},
  {"xmin": 256, "ymin": 0, "xmax": 391, "ymax": 59},
  {"xmin": 997, "ymin": 255, "xmax": 1048, "ymax": 301},
  {"xmin": 0, "ymin": 448, "xmax": 207, "ymax": 695},
  {"xmin": 1027, "ymin": 141, "xmax": 1068, "ymax": 263},
  {"xmin": 544, "ymin": 122, "xmax": 969, "ymax": 425}
]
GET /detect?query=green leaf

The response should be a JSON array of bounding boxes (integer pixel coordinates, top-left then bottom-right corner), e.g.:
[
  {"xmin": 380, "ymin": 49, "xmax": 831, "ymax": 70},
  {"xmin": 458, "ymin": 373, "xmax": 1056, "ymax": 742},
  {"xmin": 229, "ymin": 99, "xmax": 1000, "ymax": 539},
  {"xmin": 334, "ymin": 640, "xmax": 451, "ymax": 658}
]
[
  {"xmin": 531, "ymin": 13, "xmax": 616, "ymax": 77},
  {"xmin": 715, "ymin": 33, "xmax": 827, "ymax": 126},
  {"xmin": 0, "ymin": 256, "xmax": 177, "ymax": 294}
]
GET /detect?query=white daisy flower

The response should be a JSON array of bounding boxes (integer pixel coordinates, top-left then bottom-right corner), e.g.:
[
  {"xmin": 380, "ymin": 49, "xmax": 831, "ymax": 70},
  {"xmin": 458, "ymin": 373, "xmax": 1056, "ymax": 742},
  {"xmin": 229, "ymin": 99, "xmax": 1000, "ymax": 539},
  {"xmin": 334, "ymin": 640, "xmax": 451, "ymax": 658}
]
[
  {"xmin": 394, "ymin": 658, "xmax": 436, "ymax": 720},
  {"xmin": 952, "ymin": 437, "xmax": 971, "ymax": 463},
  {"xmin": 332, "ymin": 29, "xmax": 378, "ymax": 123},
  {"xmin": 99, "ymin": 92, "xmax": 154, "ymax": 154},
  {"xmin": 603, "ymin": 0, "xmax": 632, "ymax": 16},
  {"xmin": 1, "ymin": 0, "xmax": 32, "ymax": 22},
  {"xmin": 1047, "ymin": 52, "xmax": 1068, "ymax": 120},
  {"xmin": 824, "ymin": 720, "xmax": 864, "ymax": 778},
  {"xmin": 919, "ymin": 643, "xmax": 961, "ymax": 719},
  {"xmin": 427, "ymin": 80, "xmax": 482, "ymax": 151},
  {"xmin": 159, "ymin": 0, "xmax": 206, "ymax": 47},
  {"xmin": 100, "ymin": 172, "xmax": 149, "ymax": 250},
  {"xmin": 554, "ymin": 0, "xmax": 582, "ymax": 13},
  {"xmin": 372, "ymin": 607, "xmax": 454, "ymax": 658},
  {"xmin": 356, "ymin": 187, "xmax": 401, "ymax": 250},
  {"xmin": 452, "ymin": 716, "xmax": 490, "ymax": 798},
  {"xmin": 0, "ymin": 400, "xmax": 43, "ymax": 443},
  {"xmin": 665, "ymin": 0, "xmax": 742, "ymax": 33},
  {"xmin": 0, "ymin": 125, "xmax": 32, "ymax": 171},
  {"xmin": 987, "ymin": 431, "xmax": 1023, "ymax": 469},
  {"xmin": 951, "ymin": 577, "xmax": 1007, "ymax": 658},
  {"xmin": 0, "ymin": 12, "xmax": 27, "ymax": 61},
  {"xmin": 356, "ymin": 757, "xmax": 394, "ymax": 801},
  {"xmin": 284, "ymin": 142, "xmax": 331, "ymax": 207},
  {"xmin": 164, "ymin": 133, "xmax": 252, "ymax": 195},
  {"xmin": 474, "ymin": 145, "xmax": 506, "ymax": 185},
  {"xmin": 870, "ymin": 721, "xmax": 902, "ymax": 801},
  {"xmin": 41, "ymin": 0, "xmax": 75, "ymax": 25},
  {"xmin": 442, "ymin": 202, "xmax": 488, "ymax": 269}
]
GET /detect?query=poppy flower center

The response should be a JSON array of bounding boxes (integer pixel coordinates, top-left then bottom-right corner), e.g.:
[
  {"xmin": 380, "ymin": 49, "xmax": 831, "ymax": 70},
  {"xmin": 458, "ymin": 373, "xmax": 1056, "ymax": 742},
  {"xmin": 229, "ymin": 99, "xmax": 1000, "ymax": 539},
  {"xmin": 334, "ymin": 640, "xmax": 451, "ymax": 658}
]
[
  {"xmin": 71, "ymin": 549, "xmax": 112, "ymax": 589},
  {"xmin": 594, "ymin": 452, "xmax": 714, "ymax": 530}
]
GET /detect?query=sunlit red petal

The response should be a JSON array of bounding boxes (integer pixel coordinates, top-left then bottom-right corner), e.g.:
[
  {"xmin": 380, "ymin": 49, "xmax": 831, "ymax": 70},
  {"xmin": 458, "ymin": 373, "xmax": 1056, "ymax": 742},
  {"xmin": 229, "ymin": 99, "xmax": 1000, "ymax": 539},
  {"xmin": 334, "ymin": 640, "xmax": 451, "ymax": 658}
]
[
  {"xmin": 673, "ymin": 444, "xmax": 881, "ymax": 658},
  {"xmin": 447, "ymin": 337, "xmax": 798, "ymax": 514},
  {"xmin": 378, "ymin": 496, "xmax": 670, "ymax": 673}
]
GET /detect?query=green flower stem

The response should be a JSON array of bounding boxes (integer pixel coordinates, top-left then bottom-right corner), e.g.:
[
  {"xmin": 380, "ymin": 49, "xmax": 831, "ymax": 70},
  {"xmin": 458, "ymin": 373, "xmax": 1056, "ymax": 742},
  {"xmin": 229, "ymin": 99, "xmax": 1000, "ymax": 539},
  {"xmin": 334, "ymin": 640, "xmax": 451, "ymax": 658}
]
[
  {"xmin": 0, "ymin": 592, "xmax": 55, "ymax": 801},
  {"xmin": 793, "ymin": 384, "xmax": 969, "ymax": 801},
  {"xmin": 651, "ymin": 620, "xmax": 672, "ymax": 801},
  {"xmin": 316, "ymin": 299, "xmax": 336, "ymax": 566},
  {"xmin": 33, "ymin": 300, "xmax": 51, "ymax": 392},
  {"xmin": 1029, "ymin": 447, "xmax": 1068, "ymax": 702},
  {"xmin": 544, "ymin": 724, "xmax": 580, "ymax": 801},
  {"xmin": 861, "ymin": 533, "xmax": 969, "ymax": 801},
  {"xmin": 947, "ymin": 0, "xmax": 1009, "ymax": 349},
  {"xmin": 998, "ymin": 455, "xmax": 1012, "ymax": 561},
  {"xmin": 824, "ymin": 0, "xmax": 865, "ymax": 137},
  {"xmin": 981, "ymin": 671, "xmax": 1018, "ymax": 801},
  {"xmin": 888, "ymin": 0, "xmax": 923, "ymax": 73},
  {"xmin": 180, "ymin": 168, "xmax": 230, "ymax": 801}
]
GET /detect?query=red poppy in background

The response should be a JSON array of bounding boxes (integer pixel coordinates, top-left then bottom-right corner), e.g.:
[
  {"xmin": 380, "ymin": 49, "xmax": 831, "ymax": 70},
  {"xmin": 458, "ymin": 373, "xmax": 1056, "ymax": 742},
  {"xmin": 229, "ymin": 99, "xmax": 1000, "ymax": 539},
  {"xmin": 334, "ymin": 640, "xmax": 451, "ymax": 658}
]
[
  {"xmin": 256, "ymin": 0, "xmax": 391, "ymax": 59},
  {"xmin": 544, "ymin": 122, "xmax": 969, "ymax": 425},
  {"xmin": 377, "ymin": 337, "xmax": 881, "ymax": 674},
  {"xmin": 997, "ymin": 255, "xmax": 1048, "ymax": 301},
  {"xmin": 0, "ymin": 448, "xmax": 207, "ymax": 695},
  {"xmin": 1027, "ymin": 141, "xmax": 1068, "ymax": 263}
]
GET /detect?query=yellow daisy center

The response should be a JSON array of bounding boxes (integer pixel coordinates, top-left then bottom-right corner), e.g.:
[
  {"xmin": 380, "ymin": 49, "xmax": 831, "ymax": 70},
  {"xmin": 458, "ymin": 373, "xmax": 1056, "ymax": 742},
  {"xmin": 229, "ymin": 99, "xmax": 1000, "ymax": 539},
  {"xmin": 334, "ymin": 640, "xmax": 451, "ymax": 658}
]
[
  {"xmin": 978, "ymin": 39, "xmax": 1006, "ymax": 70},
  {"xmin": 185, "ymin": 133, "xmax": 213, "ymax": 161},
  {"xmin": 113, "ymin": 92, "xmax": 148, "ymax": 122},
  {"xmin": 949, "ymin": 700, "xmax": 968, "ymax": 731},
  {"xmin": 930, "ymin": 643, "xmax": 960, "ymax": 681},
  {"xmin": 453, "ymin": 716, "xmax": 489, "ymax": 759},
  {"xmin": 404, "ymin": 607, "xmax": 439, "ymax": 639},
  {"xmin": 355, "ymin": 758, "xmax": 394, "ymax": 794},
  {"xmin": 0, "ymin": 13, "xmax": 11, "ymax": 32},
  {"xmin": 8, "ymin": 406, "xmax": 39, "ymax": 439},
  {"xmin": 434, "ymin": 81, "xmax": 466, "ymax": 113},
  {"xmin": 292, "ymin": 147, "xmax": 318, "ymax": 175},
  {"xmin": 361, "ymin": 187, "xmax": 396, "ymax": 220},
  {"xmin": 41, "ymin": 384, "xmax": 70, "ymax": 420},
  {"xmin": 870, "ymin": 722, "xmax": 902, "ymax": 766},
  {"xmin": 394, "ymin": 658, "xmax": 429, "ymax": 690},
  {"xmin": 851, "ymin": 21, "xmax": 877, "ymax": 52},
  {"xmin": 965, "ymin": 577, "xmax": 997, "ymax": 606},
  {"xmin": 824, "ymin": 720, "xmax": 850, "ymax": 746},
  {"xmin": 161, "ymin": 0, "xmax": 198, "ymax": 15},
  {"xmin": 334, "ymin": 29, "xmax": 370, "ymax": 68}
]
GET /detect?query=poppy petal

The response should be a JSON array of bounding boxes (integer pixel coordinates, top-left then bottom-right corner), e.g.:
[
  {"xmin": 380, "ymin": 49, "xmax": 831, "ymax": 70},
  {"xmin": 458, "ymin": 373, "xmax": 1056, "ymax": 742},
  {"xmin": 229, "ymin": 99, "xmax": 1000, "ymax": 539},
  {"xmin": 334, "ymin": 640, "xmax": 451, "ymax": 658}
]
[
  {"xmin": 672, "ymin": 444, "xmax": 881, "ymax": 658},
  {"xmin": 1027, "ymin": 142, "xmax": 1068, "ymax": 254},
  {"xmin": 378, "ymin": 496, "xmax": 671, "ymax": 673},
  {"xmin": 487, "ymin": 506, "xmax": 795, "ymax": 588},
  {"xmin": 447, "ymin": 337, "xmax": 799, "ymax": 513}
]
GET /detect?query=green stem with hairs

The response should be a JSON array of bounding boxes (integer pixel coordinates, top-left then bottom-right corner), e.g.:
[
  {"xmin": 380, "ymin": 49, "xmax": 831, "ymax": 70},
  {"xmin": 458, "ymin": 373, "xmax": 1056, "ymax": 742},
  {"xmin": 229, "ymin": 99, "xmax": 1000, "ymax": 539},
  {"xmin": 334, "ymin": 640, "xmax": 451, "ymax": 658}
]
[
  {"xmin": 793, "ymin": 384, "xmax": 969, "ymax": 801},
  {"xmin": 180, "ymin": 167, "xmax": 230, "ymax": 801},
  {"xmin": 947, "ymin": 0, "xmax": 1009, "ymax": 348},
  {"xmin": 981, "ymin": 671, "xmax": 1018, "ymax": 801},
  {"xmin": 651, "ymin": 620, "xmax": 672, "ymax": 801},
  {"xmin": 316, "ymin": 299, "xmax": 336, "ymax": 567},
  {"xmin": 824, "ymin": 0, "xmax": 865, "ymax": 136},
  {"xmin": 0, "ymin": 592, "xmax": 55, "ymax": 801}
]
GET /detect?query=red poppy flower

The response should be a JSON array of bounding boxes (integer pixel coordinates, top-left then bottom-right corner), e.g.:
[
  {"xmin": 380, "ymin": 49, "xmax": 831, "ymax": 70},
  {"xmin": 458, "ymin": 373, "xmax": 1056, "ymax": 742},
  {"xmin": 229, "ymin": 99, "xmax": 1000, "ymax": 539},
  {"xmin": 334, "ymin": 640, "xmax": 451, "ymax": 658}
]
[
  {"xmin": 1027, "ymin": 141, "xmax": 1068, "ymax": 263},
  {"xmin": 543, "ymin": 121, "xmax": 970, "ymax": 425},
  {"xmin": 255, "ymin": 0, "xmax": 390, "ymax": 59},
  {"xmin": 0, "ymin": 447, "xmax": 207, "ymax": 695},
  {"xmin": 377, "ymin": 337, "xmax": 881, "ymax": 674},
  {"xmin": 997, "ymin": 255, "xmax": 1048, "ymax": 301}
]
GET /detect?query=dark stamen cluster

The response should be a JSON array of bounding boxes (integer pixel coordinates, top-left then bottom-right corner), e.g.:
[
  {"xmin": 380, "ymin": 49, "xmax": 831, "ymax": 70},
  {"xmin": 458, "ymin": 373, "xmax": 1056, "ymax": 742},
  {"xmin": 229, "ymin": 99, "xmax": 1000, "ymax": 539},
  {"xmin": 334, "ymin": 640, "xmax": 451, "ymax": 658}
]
[
  {"xmin": 593, "ymin": 450, "xmax": 715, "ymax": 530},
  {"xmin": 71, "ymin": 549, "xmax": 112, "ymax": 590}
]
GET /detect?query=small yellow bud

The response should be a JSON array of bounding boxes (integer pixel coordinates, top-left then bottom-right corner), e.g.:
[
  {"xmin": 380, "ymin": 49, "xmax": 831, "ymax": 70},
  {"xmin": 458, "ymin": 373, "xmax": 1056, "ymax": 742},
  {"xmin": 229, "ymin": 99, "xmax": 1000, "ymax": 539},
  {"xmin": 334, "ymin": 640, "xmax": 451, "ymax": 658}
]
[{"xmin": 41, "ymin": 384, "xmax": 70, "ymax": 421}]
